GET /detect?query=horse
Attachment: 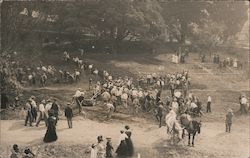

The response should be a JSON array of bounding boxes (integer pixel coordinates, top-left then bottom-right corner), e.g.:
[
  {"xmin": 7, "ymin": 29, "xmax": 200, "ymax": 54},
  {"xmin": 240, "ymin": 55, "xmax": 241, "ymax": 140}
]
[
  {"xmin": 189, "ymin": 107, "xmax": 203, "ymax": 117},
  {"xmin": 165, "ymin": 110, "xmax": 183, "ymax": 144},
  {"xmin": 180, "ymin": 114, "xmax": 201, "ymax": 146}
]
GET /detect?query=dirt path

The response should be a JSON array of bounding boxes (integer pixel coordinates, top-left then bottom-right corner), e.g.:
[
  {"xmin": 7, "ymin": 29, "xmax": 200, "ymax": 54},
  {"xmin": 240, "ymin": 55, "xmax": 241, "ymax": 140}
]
[{"xmin": 1, "ymin": 117, "xmax": 249, "ymax": 158}]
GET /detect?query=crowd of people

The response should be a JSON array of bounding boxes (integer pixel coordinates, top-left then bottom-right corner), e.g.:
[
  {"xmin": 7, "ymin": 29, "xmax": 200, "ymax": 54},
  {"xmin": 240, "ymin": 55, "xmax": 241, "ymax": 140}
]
[
  {"xmin": 214, "ymin": 55, "xmax": 243, "ymax": 69},
  {"xmin": 13, "ymin": 52, "xmax": 87, "ymax": 87},
  {"xmin": 22, "ymin": 96, "xmax": 60, "ymax": 128},
  {"xmin": 0, "ymin": 50, "xmax": 94, "ymax": 90},
  {"xmin": 1, "ymin": 49, "xmax": 249, "ymax": 158},
  {"xmin": 90, "ymin": 125, "xmax": 134, "ymax": 158}
]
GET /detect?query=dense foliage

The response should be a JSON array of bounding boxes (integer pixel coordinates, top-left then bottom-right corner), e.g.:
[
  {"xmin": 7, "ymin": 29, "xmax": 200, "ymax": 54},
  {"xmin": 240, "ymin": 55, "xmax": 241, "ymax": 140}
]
[
  {"xmin": 0, "ymin": 52, "xmax": 22, "ymax": 104},
  {"xmin": 1, "ymin": 0, "xmax": 248, "ymax": 51}
]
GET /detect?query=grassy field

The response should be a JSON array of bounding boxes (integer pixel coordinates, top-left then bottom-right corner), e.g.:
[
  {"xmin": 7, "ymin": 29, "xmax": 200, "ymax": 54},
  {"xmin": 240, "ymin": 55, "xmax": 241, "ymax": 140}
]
[{"xmin": 1, "ymin": 48, "xmax": 249, "ymax": 158}]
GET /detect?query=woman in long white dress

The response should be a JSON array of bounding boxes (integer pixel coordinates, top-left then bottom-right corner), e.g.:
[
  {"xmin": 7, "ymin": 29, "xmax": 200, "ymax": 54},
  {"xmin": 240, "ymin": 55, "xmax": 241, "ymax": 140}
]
[
  {"xmin": 90, "ymin": 144, "xmax": 97, "ymax": 158},
  {"xmin": 233, "ymin": 58, "xmax": 238, "ymax": 68},
  {"xmin": 96, "ymin": 136, "xmax": 105, "ymax": 158}
]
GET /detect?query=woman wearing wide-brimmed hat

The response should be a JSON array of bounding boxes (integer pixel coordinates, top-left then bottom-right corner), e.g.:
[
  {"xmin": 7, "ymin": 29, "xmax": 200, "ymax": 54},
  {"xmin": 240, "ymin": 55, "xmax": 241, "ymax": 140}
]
[{"xmin": 125, "ymin": 125, "xmax": 134, "ymax": 157}]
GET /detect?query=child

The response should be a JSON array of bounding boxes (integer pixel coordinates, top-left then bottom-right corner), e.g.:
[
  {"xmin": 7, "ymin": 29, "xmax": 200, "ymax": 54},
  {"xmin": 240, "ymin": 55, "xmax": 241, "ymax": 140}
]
[
  {"xmin": 10, "ymin": 144, "xmax": 20, "ymax": 158},
  {"xmin": 225, "ymin": 109, "xmax": 234, "ymax": 133},
  {"xmin": 22, "ymin": 147, "xmax": 35, "ymax": 158},
  {"xmin": 106, "ymin": 138, "xmax": 114, "ymax": 158},
  {"xmin": 90, "ymin": 144, "xmax": 97, "ymax": 158}
]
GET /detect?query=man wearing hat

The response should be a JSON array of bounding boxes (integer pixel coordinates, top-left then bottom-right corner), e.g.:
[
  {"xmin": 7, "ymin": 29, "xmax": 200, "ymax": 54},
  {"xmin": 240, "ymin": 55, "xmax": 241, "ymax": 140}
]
[
  {"xmin": 73, "ymin": 88, "xmax": 84, "ymax": 113},
  {"xmin": 30, "ymin": 96, "xmax": 37, "ymax": 123},
  {"xmin": 106, "ymin": 137, "xmax": 114, "ymax": 158},
  {"xmin": 64, "ymin": 103, "xmax": 73, "ymax": 128},
  {"xmin": 225, "ymin": 109, "xmax": 234, "ymax": 133},
  {"xmin": 132, "ymin": 96, "xmax": 140, "ymax": 115},
  {"xmin": 36, "ymin": 100, "xmax": 47, "ymax": 127},
  {"xmin": 155, "ymin": 102, "xmax": 164, "ymax": 128},
  {"xmin": 25, "ymin": 99, "xmax": 33, "ymax": 127},
  {"xmin": 106, "ymin": 100, "xmax": 115, "ymax": 119}
]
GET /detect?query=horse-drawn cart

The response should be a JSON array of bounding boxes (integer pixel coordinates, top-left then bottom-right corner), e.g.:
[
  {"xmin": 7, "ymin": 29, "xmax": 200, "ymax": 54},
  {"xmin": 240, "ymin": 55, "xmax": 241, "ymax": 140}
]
[{"xmin": 74, "ymin": 92, "xmax": 98, "ymax": 107}]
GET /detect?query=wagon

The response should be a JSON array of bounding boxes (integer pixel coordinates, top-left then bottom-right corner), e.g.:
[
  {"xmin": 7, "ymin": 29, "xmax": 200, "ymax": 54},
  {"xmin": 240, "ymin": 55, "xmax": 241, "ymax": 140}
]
[{"xmin": 79, "ymin": 92, "xmax": 99, "ymax": 107}]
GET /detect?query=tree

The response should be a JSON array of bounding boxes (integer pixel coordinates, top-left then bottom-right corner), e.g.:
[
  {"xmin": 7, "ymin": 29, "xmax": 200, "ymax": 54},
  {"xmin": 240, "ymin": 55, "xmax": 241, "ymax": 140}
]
[
  {"xmin": 190, "ymin": 20, "xmax": 225, "ymax": 53},
  {"xmin": 161, "ymin": 1, "xmax": 210, "ymax": 43},
  {"xmin": 0, "ymin": 53, "xmax": 22, "ymax": 106},
  {"xmin": 161, "ymin": 1, "xmax": 248, "ymax": 44},
  {"xmin": 94, "ymin": 0, "xmax": 165, "ymax": 52},
  {"xmin": 206, "ymin": 1, "xmax": 248, "ymax": 41},
  {"xmin": 1, "ymin": 1, "xmax": 61, "ymax": 50},
  {"xmin": 54, "ymin": 0, "xmax": 166, "ymax": 53}
]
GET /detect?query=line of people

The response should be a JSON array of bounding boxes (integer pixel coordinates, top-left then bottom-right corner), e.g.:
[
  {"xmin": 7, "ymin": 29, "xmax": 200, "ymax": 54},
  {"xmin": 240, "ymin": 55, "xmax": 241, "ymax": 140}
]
[
  {"xmin": 23, "ymin": 96, "xmax": 60, "ymax": 128},
  {"xmin": 90, "ymin": 125, "xmax": 134, "ymax": 158}
]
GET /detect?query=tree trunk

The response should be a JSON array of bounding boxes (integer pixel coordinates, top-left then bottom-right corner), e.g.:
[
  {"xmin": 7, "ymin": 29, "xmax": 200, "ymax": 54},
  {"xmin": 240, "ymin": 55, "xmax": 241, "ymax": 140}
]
[{"xmin": 180, "ymin": 21, "xmax": 187, "ymax": 44}]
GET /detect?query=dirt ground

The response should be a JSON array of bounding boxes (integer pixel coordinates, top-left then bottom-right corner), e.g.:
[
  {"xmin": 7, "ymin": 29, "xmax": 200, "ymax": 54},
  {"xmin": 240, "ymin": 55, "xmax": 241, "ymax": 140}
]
[
  {"xmin": 0, "ymin": 116, "xmax": 249, "ymax": 158},
  {"xmin": 1, "ymin": 52, "xmax": 249, "ymax": 158}
]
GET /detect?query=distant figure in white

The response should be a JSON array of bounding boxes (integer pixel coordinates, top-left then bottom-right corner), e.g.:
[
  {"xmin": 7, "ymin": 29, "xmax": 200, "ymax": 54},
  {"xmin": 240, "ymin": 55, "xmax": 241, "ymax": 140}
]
[{"xmin": 165, "ymin": 109, "xmax": 183, "ymax": 141}]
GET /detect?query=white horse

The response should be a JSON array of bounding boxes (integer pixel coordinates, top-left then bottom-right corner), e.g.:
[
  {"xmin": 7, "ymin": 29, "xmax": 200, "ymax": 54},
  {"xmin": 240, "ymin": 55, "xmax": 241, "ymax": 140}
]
[{"xmin": 165, "ymin": 110, "xmax": 183, "ymax": 144}]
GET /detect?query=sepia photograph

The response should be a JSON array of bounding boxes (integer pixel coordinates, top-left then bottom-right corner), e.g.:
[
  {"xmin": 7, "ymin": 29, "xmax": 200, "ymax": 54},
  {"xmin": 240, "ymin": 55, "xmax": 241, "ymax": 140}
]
[{"xmin": 0, "ymin": 0, "xmax": 249, "ymax": 158}]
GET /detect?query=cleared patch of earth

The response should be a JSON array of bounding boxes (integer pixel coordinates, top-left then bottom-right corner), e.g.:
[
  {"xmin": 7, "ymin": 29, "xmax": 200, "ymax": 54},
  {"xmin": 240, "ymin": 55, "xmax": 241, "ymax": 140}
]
[{"xmin": 0, "ymin": 116, "xmax": 249, "ymax": 158}]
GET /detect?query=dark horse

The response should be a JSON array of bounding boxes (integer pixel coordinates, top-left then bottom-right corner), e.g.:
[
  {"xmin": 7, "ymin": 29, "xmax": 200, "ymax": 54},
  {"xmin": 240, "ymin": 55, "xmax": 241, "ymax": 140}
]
[{"xmin": 180, "ymin": 114, "xmax": 201, "ymax": 146}]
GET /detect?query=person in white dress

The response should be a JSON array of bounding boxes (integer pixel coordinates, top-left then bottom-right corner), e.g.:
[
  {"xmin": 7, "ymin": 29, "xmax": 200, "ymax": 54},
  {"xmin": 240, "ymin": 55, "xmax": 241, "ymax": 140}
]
[
  {"xmin": 165, "ymin": 110, "xmax": 182, "ymax": 140},
  {"xmin": 240, "ymin": 95, "xmax": 249, "ymax": 114},
  {"xmin": 233, "ymin": 58, "xmax": 238, "ymax": 68},
  {"xmin": 207, "ymin": 96, "xmax": 212, "ymax": 113},
  {"xmin": 96, "ymin": 135, "xmax": 105, "ymax": 158}
]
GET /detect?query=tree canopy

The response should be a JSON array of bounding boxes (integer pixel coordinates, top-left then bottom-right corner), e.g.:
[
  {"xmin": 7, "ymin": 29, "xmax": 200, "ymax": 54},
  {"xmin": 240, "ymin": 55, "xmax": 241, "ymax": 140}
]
[{"xmin": 1, "ymin": 0, "xmax": 249, "ymax": 51}]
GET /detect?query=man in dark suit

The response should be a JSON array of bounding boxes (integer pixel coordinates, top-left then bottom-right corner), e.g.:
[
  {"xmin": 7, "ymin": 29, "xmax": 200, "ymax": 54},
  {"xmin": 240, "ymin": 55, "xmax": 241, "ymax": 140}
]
[
  {"xmin": 64, "ymin": 103, "xmax": 73, "ymax": 128},
  {"xmin": 25, "ymin": 99, "xmax": 33, "ymax": 127},
  {"xmin": 155, "ymin": 102, "xmax": 164, "ymax": 128}
]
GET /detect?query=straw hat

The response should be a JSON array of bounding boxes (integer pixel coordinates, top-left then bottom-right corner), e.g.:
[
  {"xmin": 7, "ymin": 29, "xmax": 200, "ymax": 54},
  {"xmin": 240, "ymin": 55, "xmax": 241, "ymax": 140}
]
[
  {"xmin": 228, "ymin": 108, "xmax": 233, "ymax": 113},
  {"xmin": 106, "ymin": 137, "xmax": 112, "ymax": 141},
  {"xmin": 30, "ymin": 96, "xmax": 35, "ymax": 99},
  {"xmin": 125, "ymin": 125, "xmax": 130, "ymax": 130}
]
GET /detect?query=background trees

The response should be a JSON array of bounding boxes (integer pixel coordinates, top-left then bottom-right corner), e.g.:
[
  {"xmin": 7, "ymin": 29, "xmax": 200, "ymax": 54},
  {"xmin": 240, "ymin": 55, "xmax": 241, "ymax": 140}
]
[{"xmin": 0, "ymin": 0, "xmax": 248, "ymax": 52}]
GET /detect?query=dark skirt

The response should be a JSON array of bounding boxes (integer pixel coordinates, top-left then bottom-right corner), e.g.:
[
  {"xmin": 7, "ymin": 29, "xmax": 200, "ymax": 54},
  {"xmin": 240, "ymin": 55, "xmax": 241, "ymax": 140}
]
[
  {"xmin": 43, "ymin": 118, "xmax": 58, "ymax": 143},
  {"xmin": 43, "ymin": 127, "xmax": 57, "ymax": 143},
  {"xmin": 116, "ymin": 140, "xmax": 127, "ymax": 157},
  {"xmin": 125, "ymin": 138, "xmax": 134, "ymax": 156}
]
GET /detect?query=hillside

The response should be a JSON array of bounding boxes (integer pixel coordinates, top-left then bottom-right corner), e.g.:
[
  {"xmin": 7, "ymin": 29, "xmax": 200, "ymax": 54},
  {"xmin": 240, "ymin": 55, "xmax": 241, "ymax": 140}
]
[{"xmin": 1, "ymin": 48, "xmax": 249, "ymax": 158}]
